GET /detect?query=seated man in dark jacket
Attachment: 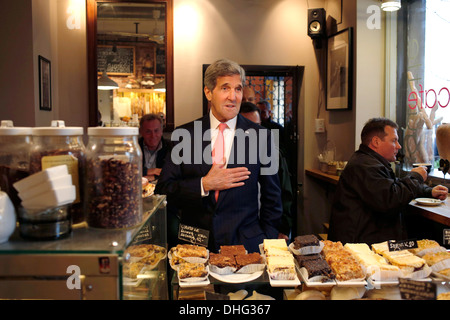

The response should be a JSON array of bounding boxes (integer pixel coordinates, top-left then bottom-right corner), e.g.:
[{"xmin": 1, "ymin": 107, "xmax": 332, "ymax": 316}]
[
  {"xmin": 328, "ymin": 117, "xmax": 447, "ymax": 245},
  {"xmin": 139, "ymin": 113, "xmax": 172, "ymax": 181}
]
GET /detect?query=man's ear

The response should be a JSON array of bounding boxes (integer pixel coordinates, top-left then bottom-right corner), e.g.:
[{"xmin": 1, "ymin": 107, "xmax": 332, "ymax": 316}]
[
  {"xmin": 370, "ymin": 135, "xmax": 380, "ymax": 149},
  {"xmin": 204, "ymin": 86, "xmax": 212, "ymax": 101}
]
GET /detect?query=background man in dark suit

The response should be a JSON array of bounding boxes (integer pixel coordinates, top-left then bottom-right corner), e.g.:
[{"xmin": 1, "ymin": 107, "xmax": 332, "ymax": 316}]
[{"xmin": 156, "ymin": 58, "xmax": 282, "ymax": 252}]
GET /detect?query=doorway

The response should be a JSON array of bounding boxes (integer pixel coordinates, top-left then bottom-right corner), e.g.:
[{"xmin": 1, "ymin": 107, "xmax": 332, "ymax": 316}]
[{"xmin": 203, "ymin": 64, "xmax": 304, "ymax": 239}]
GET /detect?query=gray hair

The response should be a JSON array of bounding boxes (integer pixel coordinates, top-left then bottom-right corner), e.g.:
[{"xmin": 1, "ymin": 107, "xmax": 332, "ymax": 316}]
[
  {"xmin": 204, "ymin": 58, "xmax": 246, "ymax": 91},
  {"xmin": 140, "ymin": 113, "xmax": 163, "ymax": 128}
]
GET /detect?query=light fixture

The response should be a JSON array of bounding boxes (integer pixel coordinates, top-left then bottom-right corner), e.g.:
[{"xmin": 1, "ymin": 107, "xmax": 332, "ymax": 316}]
[
  {"xmin": 97, "ymin": 71, "xmax": 119, "ymax": 90},
  {"xmin": 154, "ymin": 80, "xmax": 166, "ymax": 92},
  {"xmin": 381, "ymin": 0, "xmax": 401, "ymax": 12}
]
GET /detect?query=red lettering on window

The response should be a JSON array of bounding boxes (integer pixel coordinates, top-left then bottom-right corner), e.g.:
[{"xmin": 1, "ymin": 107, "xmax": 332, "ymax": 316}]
[
  {"xmin": 426, "ymin": 89, "xmax": 437, "ymax": 108},
  {"xmin": 408, "ymin": 91, "xmax": 418, "ymax": 109},
  {"xmin": 439, "ymin": 87, "xmax": 450, "ymax": 108}
]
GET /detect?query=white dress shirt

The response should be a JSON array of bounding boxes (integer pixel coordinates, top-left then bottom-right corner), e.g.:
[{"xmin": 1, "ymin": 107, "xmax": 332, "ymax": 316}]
[{"xmin": 200, "ymin": 112, "xmax": 237, "ymax": 196}]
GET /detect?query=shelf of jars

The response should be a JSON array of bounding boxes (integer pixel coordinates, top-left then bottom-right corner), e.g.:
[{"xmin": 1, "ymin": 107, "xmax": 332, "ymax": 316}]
[{"xmin": 0, "ymin": 195, "xmax": 168, "ymax": 300}]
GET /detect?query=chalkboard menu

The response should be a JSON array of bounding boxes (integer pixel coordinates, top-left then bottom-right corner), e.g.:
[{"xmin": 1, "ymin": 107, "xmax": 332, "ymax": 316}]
[{"xmin": 97, "ymin": 45, "xmax": 135, "ymax": 76}]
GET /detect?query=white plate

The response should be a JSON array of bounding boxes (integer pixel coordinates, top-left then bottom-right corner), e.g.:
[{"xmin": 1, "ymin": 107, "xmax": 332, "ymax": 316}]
[
  {"xmin": 209, "ymin": 270, "xmax": 264, "ymax": 283},
  {"xmin": 335, "ymin": 278, "xmax": 367, "ymax": 287},
  {"xmin": 267, "ymin": 271, "xmax": 301, "ymax": 287},
  {"xmin": 415, "ymin": 198, "xmax": 443, "ymax": 206},
  {"xmin": 179, "ymin": 277, "xmax": 210, "ymax": 288}
]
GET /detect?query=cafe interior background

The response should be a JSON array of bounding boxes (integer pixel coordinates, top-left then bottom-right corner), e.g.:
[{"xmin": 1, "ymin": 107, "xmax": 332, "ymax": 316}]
[{"xmin": 1, "ymin": 0, "xmax": 449, "ymax": 239}]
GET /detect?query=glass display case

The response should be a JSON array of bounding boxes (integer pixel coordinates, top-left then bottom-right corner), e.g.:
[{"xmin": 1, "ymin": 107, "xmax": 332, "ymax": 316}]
[{"xmin": 0, "ymin": 195, "xmax": 167, "ymax": 300}]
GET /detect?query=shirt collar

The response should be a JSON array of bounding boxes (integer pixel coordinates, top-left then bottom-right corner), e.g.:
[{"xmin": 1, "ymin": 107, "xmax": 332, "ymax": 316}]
[
  {"xmin": 209, "ymin": 111, "xmax": 237, "ymax": 131},
  {"xmin": 358, "ymin": 144, "xmax": 392, "ymax": 167}
]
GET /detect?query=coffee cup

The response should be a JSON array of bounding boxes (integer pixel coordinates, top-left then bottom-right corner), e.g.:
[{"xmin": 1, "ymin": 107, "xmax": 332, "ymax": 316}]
[{"xmin": 412, "ymin": 163, "xmax": 432, "ymax": 174}]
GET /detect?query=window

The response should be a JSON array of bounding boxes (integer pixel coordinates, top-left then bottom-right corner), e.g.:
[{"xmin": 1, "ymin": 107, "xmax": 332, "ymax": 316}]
[
  {"xmin": 425, "ymin": 1, "xmax": 450, "ymax": 122},
  {"xmin": 397, "ymin": 0, "xmax": 450, "ymax": 175}
]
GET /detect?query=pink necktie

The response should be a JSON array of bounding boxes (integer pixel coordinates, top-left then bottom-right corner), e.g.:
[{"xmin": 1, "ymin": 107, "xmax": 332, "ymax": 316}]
[{"xmin": 213, "ymin": 122, "xmax": 227, "ymax": 201}]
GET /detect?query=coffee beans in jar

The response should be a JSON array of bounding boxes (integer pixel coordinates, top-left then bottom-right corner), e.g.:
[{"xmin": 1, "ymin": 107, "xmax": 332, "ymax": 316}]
[{"xmin": 85, "ymin": 127, "xmax": 143, "ymax": 229}]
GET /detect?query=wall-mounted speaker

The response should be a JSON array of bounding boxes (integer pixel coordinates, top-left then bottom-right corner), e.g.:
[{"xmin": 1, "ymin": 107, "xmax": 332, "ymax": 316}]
[{"xmin": 307, "ymin": 8, "xmax": 326, "ymax": 39}]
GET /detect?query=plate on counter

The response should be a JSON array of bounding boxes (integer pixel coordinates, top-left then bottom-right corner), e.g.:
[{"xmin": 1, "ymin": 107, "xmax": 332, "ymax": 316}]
[
  {"xmin": 209, "ymin": 270, "xmax": 264, "ymax": 284},
  {"xmin": 266, "ymin": 271, "xmax": 301, "ymax": 287},
  {"xmin": 415, "ymin": 198, "xmax": 443, "ymax": 206}
]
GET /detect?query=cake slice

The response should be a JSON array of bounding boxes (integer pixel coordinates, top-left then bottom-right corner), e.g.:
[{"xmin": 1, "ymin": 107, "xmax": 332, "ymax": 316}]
[
  {"xmin": 264, "ymin": 239, "xmax": 288, "ymax": 251},
  {"xmin": 293, "ymin": 234, "xmax": 320, "ymax": 249},
  {"xmin": 220, "ymin": 245, "xmax": 246, "ymax": 256},
  {"xmin": 409, "ymin": 239, "xmax": 441, "ymax": 255},
  {"xmin": 235, "ymin": 252, "xmax": 262, "ymax": 268},
  {"xmin": 178, "ymin": 263, "xmax": 208, "ymax": 279},
  {"xmin": 175, "ymin": 244, "xmax": 208, "ymax": 258},
  {"xmin": 209, "ymin": 253, "xmax": 236, "ymax": 268},
  {"xmin": 302, "ymin": 258, "xmax": 336, "ymax": 280},
  {"xmin": 422, "ymin": 251, "xmax": 450, "ymax": 266},
  {"xmin": 267, "ymin": 255, "xmax": 296, "ymax": 277}
]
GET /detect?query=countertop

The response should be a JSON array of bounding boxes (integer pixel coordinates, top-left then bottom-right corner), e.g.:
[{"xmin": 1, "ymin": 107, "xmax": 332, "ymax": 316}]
[{"xmin": 305, "ymin": 168, "xmax": 450, "ymax": 227}]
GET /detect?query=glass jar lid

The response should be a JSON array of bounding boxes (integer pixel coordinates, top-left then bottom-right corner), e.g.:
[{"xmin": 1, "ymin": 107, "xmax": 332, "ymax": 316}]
[
  {"xmin": 32, "ymin": 120, "xmax": 83, "ymax": 136},
  {"xmin": 87, "ymin": 127, "xmax": 139, "ymax": 136},
  {"xmin": 32, "ymin": 127, "xmax": 84, "ymax": 136},
  {"xmin": 0, "ymin": 120, "xmax": 32, "ymax": 136}
]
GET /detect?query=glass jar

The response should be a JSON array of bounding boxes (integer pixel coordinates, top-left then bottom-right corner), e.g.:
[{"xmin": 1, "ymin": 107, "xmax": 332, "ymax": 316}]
[
  {"xmin": 24, "ymin": 121, "xmax": 85, "ymax": 239},
  {"xmin": 0, "ymin": 120, "xmax": 32, "ymax": 211},
  {"xmin": 85, "ymin": 127, "xmax": 142, "ymax": 229}
]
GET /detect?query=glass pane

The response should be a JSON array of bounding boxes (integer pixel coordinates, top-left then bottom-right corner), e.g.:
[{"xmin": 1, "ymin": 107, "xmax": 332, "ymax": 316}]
[{"xmin": 96, "ymin": 2, "xmax": 167, "ymax": 127}]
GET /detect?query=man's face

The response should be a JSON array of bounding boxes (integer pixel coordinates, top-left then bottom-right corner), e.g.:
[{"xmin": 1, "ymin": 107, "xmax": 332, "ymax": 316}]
[
  {"xmin": 241, "ymin": 111, "xmax": 261, "ymax": 125},
  {"xmin": 140, "ymin": 119, "xmax": 163, "ymax": 151},
  {"xmin": 242, "ymin": 87, "xmax": 256, "ymax": 103},
  {"xmin": 257, "ymin": 103, "xmax": 270, "ymax": 121},
  {"xmin": 205, "ymin": 74, "xmax": 243, "ymax": 122},
  {"xmin": 376, "ymin": 126, "xmax": 402, "ymax": 162}
]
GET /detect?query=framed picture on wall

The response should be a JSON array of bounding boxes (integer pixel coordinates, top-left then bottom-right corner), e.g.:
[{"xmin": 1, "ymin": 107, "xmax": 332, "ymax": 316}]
[
  {"xmin": 38, "ymin": 55, "xmax": 52, "ymax": 111},
  {"xmin": 326, "ymin": 28, "xmax": 353, "ymax": 110}
]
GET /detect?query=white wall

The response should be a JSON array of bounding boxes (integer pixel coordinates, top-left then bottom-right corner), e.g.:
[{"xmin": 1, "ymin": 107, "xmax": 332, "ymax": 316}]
[
  {"xmin": 173, "ymin": 0, "xmax": 322, "ymax": 126},
  {"xmin": 355, "ymin": 0, "xmax": 386, "ymax": 148}
]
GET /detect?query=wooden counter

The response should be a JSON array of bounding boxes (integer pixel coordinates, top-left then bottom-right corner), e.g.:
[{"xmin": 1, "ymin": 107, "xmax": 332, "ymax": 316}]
[
  {"xmin": 305, "ymin": 168, "xmax": 450, "ymax": 227},
  {"xmin": 305, "ymin": 168, "xmax": 340, "ymax": 185},
  {"xmin": 409, "ymin": 197, "xmax": 450, "ymax": 227}
]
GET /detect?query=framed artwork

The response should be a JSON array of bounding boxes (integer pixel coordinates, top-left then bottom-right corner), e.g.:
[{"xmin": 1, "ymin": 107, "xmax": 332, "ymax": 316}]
[
  {"xmin": 39, "ymin": 55, "xmax": 52, "ymax": 111},
  {"xmin": 326, "ymin": 28, "xmax": 353, "ymax": 110}
]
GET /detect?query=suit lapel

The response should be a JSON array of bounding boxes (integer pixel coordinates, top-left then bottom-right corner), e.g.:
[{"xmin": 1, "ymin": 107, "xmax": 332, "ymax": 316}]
[{"xmin": 200, "ymin": 114, "xmax": 212, "ymax": 177}]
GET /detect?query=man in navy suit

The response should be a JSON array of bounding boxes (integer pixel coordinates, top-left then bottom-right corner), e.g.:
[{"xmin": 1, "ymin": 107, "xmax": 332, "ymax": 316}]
[{"xmin": 156, "ymin": 58, "xmax": 283, "ymax": 253}]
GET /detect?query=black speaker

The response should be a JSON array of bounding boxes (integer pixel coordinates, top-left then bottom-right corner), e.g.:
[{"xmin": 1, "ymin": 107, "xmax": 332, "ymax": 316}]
[{"xmin": 307, "ymin": 8, "xmax": 326, "ymax": 39}]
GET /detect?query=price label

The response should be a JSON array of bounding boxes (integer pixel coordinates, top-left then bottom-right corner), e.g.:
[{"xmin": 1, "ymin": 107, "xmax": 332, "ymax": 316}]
[
  {"xmin": 178, "ymin": 224, "xmax": 209, "ymax": 247},
  {"xmin": 443, "ymin": 229, "xmax": 450, "ymax": 246},
  {"xmin": 399, "ymin": 278, "xmax": 436, "ymax": 300},
  {"xmin": 388, "ymin": 239, "xmax": 418, "ymax": 251}
]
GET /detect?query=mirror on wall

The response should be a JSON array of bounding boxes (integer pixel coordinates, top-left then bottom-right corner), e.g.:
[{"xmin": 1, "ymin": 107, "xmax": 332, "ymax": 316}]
[{"xmin": 87, "ymin": 0, "xmax": 173, "ymax": 130}]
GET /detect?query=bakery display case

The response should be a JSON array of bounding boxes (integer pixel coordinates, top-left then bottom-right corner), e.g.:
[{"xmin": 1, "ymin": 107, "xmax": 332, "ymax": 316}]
[
  {"xmin": 0, "ymin": 195, "xmax": 167, "ymax": 300},
  {"xmin": 169, "ymin": 236, "xmax": 450, "ymax": 300}
]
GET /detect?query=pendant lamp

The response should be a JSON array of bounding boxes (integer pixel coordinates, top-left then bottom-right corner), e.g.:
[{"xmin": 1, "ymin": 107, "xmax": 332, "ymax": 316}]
[
  {"xmin": 381, "ymin": 0, "xmax": 401, "ymax": 12},
  {"xmin": 98, "ymin": 71, "xmax": 119, "ymax": 90}
]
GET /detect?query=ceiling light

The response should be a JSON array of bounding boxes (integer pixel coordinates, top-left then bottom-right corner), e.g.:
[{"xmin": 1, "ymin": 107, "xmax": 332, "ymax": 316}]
[
  {"xmin": 98, "ymin": 71, "xmax": 119, "ymax": 90},
  {"xmin": 381, "ymin": 0, "xmax": 401, "ymax": 12}
]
